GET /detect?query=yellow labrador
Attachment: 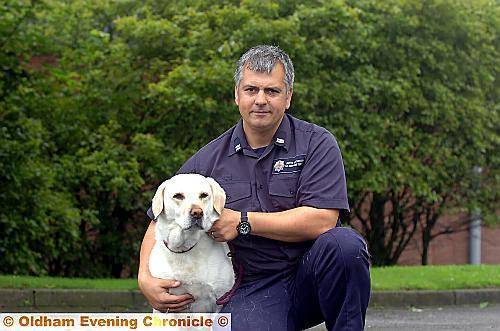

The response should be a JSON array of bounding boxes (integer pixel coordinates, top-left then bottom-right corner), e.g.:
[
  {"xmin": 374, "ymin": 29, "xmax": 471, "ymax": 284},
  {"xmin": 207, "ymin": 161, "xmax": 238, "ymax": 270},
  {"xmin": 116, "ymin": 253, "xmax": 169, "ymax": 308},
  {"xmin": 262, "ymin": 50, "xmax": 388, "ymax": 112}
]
[{"xmin": 149, "ymin": 174, "xmax": 234, "ymax": 312}]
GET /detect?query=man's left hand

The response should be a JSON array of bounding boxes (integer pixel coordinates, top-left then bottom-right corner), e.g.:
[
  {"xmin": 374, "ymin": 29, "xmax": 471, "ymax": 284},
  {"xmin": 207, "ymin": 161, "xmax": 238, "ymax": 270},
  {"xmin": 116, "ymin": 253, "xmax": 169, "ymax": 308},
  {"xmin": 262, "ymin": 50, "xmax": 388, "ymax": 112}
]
[{"xmin": 208, "ymin": 208, "xmax": 240, "ymax": 242}]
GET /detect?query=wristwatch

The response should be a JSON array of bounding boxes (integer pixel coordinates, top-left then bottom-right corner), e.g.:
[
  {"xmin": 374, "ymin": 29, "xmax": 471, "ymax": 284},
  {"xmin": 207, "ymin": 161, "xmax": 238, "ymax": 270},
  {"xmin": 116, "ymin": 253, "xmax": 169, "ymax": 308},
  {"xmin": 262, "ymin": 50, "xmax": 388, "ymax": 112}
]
[{"xmin": 236, "ymin": 211, "xmax": 252, "ymax": 236}]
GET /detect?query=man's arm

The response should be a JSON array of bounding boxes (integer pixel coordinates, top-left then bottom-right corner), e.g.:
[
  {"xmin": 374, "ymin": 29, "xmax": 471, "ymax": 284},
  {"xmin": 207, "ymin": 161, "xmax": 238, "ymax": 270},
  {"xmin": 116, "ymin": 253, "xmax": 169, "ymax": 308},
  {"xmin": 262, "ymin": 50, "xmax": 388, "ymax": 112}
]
[
  {"xmin": 249, "ymin": 206, "xmax": 339, "ymax": 241},
  {"xmin": 138, "ymin": 221, "xmax": 194, "ymax": 312},
  {"xmin": 209, "ymin": 207, "xmax": 339, "ymax": 242}
]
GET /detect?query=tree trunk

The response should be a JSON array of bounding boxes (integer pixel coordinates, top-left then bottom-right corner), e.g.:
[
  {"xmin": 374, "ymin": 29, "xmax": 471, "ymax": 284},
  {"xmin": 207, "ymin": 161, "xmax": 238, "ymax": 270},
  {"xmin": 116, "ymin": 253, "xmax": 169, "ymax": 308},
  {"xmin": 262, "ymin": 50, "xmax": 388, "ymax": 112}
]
[
  {"xmin": 421, "ymin": 227, "xmax": 431, "ymax": 265},
  {"xmin": 368, "ymin": 193, "xmax": 389, "ymax": 266}
]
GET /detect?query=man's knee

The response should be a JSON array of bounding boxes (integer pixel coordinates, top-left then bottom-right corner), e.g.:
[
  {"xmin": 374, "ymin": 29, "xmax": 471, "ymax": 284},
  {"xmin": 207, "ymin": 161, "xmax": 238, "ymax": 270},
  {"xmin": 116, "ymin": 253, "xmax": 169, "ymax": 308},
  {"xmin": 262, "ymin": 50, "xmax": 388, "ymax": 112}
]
[{"xmin": 312, "ymin": 227, "xmax": 370, "ymax": 268}]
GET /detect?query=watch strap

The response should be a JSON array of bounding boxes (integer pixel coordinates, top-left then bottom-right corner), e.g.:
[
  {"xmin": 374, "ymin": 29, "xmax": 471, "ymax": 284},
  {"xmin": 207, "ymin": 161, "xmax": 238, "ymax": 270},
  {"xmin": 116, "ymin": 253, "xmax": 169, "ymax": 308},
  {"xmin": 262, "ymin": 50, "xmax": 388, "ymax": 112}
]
[{"xmin": 237, "ymin": 211, "xmax": 251, "ymax": 235}]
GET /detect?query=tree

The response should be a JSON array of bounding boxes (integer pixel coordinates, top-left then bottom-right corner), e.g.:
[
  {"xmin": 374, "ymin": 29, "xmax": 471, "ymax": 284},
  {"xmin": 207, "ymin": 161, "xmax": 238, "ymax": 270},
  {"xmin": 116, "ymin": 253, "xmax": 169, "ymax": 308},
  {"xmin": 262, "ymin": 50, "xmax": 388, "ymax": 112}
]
[
  {"xmin": 295, "ymin": 0, "xmax": 499, "ymax": 265},
  {"xmin": 1, "ymin": 0, "xmax": 498, "ymax": 276}
]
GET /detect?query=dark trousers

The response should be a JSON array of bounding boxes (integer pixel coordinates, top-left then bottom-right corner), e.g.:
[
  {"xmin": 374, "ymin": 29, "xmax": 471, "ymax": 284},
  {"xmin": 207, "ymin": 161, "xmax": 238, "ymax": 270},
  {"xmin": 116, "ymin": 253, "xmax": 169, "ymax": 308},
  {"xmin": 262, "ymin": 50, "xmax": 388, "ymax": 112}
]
[{"xmin": 218, "ymin": 227, "xmax": 371, "ymax": 331}]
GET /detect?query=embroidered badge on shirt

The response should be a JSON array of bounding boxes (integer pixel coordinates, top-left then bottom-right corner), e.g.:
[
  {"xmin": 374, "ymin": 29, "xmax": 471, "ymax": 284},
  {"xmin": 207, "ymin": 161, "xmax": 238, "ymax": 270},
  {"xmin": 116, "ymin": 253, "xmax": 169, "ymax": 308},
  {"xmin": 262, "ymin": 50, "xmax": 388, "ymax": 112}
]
[
  {"xmin": 272, "ymin": 155, "xmax": 305, "ymax": 174},
  {"xmin": 273, "ymin": 160, "xmax": 285, "ymax": 172}
]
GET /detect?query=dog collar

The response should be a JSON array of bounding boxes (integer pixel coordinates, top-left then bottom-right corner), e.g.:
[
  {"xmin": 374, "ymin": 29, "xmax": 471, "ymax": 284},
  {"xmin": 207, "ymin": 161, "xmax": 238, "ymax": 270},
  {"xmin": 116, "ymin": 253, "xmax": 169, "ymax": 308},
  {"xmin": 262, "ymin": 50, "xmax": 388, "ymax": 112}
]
[{"xmin": 163, "ymin": 240, "xmax": 197, "ymax": 254}]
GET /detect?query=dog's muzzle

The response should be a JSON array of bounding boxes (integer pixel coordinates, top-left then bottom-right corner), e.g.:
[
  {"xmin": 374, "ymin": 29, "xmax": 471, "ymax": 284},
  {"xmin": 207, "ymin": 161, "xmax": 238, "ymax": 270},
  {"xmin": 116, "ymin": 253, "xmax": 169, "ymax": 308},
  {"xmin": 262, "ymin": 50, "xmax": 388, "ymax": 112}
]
[
  {"xmin": 191, "ymin": 218, "xmax": 204, "ymax": 229},
  {"xmin": 189, "ymin": 207, "xmax": 204, "ymax": 229}
]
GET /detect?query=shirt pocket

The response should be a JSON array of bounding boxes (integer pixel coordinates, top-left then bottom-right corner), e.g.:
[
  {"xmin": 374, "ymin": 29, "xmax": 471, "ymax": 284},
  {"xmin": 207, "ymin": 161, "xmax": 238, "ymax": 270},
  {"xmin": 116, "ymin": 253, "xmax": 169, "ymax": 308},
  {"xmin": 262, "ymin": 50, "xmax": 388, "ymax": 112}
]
[
  {"xmin": 221, "ymin": 181, "xmax": 252, "ymax": 209},
  {"xmin": 268, "ymin": 174, "xmax": 299, "ymax": 211}
]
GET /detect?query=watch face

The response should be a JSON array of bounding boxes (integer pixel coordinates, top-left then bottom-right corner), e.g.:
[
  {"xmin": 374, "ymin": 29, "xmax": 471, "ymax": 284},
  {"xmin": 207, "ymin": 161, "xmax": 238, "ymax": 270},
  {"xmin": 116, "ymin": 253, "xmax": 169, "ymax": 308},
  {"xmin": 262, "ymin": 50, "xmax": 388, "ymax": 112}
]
[{"xmin": 238, "ymin": 222, "xmax": 251, "ymax": 235}]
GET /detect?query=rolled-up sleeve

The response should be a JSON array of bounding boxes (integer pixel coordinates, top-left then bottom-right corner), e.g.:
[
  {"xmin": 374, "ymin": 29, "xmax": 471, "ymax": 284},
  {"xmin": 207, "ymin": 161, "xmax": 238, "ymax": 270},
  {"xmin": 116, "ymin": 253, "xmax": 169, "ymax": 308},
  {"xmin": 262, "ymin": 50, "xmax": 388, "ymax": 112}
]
[{"xmin": 297, "ymin": 131, "xmax": 349, "ymax": 211}]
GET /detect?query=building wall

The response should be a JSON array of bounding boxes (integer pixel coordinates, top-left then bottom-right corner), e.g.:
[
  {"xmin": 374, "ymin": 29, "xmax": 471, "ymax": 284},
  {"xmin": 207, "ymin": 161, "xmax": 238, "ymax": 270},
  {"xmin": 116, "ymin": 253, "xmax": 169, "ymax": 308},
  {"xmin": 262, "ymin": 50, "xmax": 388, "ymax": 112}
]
[
  {"xmin": 349, "ymin": 199, "xmax": 500, "ymax": 266},
  {"xmin": 397, "ymin": 222, "xmax": 500, "ymax": 265}
]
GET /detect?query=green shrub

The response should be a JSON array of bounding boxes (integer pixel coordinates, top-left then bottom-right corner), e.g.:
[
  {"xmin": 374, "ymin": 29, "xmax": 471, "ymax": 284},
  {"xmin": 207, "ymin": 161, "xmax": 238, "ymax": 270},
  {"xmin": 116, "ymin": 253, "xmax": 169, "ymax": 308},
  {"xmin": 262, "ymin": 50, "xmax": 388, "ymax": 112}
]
[{"xmin": 0, "ymin": 0, "xmax": 497, "ymax": 276}]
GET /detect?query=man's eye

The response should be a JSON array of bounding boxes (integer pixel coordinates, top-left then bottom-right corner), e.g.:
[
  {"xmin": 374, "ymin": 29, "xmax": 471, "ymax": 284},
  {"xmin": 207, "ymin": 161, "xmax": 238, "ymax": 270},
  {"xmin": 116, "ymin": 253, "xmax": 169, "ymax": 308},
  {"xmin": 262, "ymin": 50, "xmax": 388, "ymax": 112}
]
[
  {"xmin": 173, "ymin": 193, "xmax": 185, "ymax": 200},
  {"xmin": 245, "ymin": 87, "xmax": 256, "ymax": 92},
  {"xmin": 266, "ymin": 89, "xmax": 279, "ymax": 95},
  {"xmin": 199, "ymin": 192, "xmax": 209, "ymax": 199}
]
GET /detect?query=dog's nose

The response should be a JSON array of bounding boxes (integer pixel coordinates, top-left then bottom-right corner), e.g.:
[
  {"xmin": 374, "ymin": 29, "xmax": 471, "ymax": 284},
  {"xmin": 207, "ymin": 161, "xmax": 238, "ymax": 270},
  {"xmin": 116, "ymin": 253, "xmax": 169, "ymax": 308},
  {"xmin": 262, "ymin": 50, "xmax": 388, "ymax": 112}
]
[{"xmin": 190, "ymin": 207, "xmax": 204, "ymax": 219}]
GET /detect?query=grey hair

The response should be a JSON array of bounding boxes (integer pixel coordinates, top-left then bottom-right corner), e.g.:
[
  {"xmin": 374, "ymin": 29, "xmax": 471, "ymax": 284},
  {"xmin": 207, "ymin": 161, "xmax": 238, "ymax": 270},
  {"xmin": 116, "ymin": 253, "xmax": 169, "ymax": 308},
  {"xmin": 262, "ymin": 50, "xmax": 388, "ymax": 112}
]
[{"xmin": 234, "ymin": 45, "xmax": 294, "ymax": 94}]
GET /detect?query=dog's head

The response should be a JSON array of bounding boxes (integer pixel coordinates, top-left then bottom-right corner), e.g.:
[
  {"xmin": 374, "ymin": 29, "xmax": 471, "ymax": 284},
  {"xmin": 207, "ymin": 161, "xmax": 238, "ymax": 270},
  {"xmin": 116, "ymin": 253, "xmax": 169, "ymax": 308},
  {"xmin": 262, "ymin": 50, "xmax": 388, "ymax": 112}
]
[{"xmin": 151, "ymin": 174, "xmax": 226, "ymax": 249}]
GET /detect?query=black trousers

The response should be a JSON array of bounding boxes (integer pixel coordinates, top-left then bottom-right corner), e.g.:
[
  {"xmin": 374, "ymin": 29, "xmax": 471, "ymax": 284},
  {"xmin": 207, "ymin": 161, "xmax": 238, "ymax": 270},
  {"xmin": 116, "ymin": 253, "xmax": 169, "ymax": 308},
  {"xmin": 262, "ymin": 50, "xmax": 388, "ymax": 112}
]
[{"xmin": 217, "ymin": 227, "xmax": 371, "ymax": 331}]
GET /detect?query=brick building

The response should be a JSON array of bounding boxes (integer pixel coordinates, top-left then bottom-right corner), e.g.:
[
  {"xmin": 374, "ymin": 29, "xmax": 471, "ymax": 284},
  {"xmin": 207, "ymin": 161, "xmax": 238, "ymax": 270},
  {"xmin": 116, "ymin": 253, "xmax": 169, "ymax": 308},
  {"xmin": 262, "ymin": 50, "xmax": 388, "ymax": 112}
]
[{"xmin": 397, "ymin": 220, "xmax": 500, "ymax": 265}]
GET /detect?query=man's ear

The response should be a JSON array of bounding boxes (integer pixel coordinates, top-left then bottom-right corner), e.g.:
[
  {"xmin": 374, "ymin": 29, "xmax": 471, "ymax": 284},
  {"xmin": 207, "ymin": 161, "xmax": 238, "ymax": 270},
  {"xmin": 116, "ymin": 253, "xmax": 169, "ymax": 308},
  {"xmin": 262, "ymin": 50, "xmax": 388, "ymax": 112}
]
[
  {"xmin": 206, "ymin": 177, "xmax": 226, "ymax": 215},
  {"xmin": 234, "ymin": 86, "xmax": 239, "ymax": 106},
  {"xmin": 285, "ymin": 88, "xmax": 293, "ymax": 110},
  {"xmin": 152, "ymin": 180, "xmax": 169, "ymax": 219}
]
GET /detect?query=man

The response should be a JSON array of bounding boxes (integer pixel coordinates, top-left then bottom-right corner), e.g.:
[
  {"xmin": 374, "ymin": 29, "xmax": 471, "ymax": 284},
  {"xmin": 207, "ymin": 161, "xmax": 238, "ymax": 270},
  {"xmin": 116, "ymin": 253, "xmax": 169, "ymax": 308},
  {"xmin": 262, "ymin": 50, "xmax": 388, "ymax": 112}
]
[{"xmin": 138, "ymin": 45, "xmax": 371, "ymax": 330}]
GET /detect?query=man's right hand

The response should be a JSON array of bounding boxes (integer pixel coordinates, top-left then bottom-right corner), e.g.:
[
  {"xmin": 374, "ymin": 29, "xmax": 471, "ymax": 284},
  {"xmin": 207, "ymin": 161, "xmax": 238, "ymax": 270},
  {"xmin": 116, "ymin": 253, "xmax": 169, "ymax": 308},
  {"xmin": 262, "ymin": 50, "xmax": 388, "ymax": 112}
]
[{"xmin": 138, "ymin": 273, "xmax": 194, "ymax": 312}]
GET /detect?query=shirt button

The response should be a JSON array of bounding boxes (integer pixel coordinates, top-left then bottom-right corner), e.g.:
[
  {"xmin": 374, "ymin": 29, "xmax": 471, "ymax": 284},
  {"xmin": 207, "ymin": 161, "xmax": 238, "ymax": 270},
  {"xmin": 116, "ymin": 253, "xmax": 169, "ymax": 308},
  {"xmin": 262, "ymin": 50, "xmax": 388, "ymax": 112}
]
[{"xmin": 259, "ymin": 184, "xmax": 264, "ymax": 189}]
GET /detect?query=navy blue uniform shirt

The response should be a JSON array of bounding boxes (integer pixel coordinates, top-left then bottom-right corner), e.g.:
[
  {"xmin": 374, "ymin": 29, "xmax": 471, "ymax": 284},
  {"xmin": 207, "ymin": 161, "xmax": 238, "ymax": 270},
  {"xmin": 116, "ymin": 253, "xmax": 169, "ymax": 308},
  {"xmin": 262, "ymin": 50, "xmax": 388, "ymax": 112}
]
[{"xmin": 148, "ymin": 114, "xmax": 349, "ymax": 282}]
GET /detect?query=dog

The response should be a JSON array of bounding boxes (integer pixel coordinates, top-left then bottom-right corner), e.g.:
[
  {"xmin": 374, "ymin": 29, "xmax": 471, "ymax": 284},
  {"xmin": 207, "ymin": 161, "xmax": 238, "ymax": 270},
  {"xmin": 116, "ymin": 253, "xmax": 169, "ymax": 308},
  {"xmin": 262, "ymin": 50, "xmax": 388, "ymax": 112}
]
[{"xmin": 149, "ymin": 173, "xmax": 235, "ymax": 312}]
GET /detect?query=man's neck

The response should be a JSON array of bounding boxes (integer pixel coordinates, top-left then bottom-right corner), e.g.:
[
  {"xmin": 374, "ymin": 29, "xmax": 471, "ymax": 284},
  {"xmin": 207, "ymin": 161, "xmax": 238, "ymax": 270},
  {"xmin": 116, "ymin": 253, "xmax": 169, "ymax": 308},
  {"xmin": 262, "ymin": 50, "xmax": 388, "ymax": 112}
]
[
  {"xmin": 244, "ymin": 129, "xmax": 274, "ymax": 149},
  {"xmin": 242, "ymin": 120, "xmax": 282, "ymax": 149}
]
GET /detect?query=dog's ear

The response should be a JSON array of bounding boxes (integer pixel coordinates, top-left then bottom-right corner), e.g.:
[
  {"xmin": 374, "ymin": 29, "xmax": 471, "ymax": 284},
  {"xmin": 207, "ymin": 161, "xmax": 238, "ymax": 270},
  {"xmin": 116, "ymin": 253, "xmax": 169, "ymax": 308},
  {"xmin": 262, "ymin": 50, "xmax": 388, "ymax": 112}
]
[
  {"xmin": 206, "ymin": 177, "xmax": 226, "ymax": 215},
  {"xmin": 152, "ymin": 180, "xmax": 169, "ymax": 219}
]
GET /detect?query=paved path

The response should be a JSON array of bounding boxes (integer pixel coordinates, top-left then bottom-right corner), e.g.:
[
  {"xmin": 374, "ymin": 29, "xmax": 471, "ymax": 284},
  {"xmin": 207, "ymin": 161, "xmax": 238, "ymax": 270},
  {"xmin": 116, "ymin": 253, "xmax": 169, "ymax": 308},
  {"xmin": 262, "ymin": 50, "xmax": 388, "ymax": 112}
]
[
  {"xmin": 307, "ymin": 304, "xmax": 500, "ymax": 330},
  {"xmin": 366, "ymin": 304, "xmax": 500, "ymax": 330}
]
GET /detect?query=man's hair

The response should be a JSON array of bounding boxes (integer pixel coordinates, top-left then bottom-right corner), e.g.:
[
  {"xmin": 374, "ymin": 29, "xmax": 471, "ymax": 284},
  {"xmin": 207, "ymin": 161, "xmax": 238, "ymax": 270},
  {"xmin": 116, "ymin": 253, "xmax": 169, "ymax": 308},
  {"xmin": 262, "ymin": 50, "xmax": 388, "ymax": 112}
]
[{"xmin": 234, "ymin": 45, "xmax": 294, "ymax": 94}]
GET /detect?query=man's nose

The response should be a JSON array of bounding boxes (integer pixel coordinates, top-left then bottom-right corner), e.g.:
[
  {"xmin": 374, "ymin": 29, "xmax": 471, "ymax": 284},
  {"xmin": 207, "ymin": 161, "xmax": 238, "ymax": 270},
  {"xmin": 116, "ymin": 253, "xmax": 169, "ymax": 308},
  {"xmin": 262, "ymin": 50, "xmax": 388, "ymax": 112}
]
[
  {"xmin": 190, "ymin": 206, "xmax": 204, "ymax": 219},
  {"xmin": 254, "ymin": 90, "xmax": 267, "ymax": 105}
]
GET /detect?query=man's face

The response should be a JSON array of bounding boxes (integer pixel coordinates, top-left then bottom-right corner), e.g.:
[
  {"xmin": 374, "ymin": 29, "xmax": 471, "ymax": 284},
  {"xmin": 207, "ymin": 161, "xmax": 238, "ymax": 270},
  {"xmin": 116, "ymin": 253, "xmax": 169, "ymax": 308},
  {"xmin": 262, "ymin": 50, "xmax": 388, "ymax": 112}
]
[{"xmin": 235, "ymin": 63, "xmax": 293, "ymax": 135}]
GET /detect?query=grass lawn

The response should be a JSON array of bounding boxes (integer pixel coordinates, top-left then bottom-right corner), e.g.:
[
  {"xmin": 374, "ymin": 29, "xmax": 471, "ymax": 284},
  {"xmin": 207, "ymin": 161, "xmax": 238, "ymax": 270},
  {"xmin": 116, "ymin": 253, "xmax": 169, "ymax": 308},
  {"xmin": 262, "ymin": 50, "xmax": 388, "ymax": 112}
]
[
  {"xmin": 0, "ymin": 276, "xmax": 138, "ymax": 291},
  {"xmin": 371, "ymin": 264, "xmax": 500, "ymax": 290},
  {"xmin": 1, "ymin": 265, "xmax": 500, "ymax": 291}
]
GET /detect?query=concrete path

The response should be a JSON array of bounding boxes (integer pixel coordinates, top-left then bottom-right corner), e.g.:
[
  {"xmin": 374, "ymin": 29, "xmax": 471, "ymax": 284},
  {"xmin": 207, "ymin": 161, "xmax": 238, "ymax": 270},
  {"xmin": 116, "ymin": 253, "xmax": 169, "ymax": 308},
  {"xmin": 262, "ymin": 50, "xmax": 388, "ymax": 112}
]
[
  {"xmin": 366, "ymin": 304, "xmax": 500, "ymax": 330},
  {"xmin": 307, "ymin": 304, "xmax": 500, "ymax": 330}
]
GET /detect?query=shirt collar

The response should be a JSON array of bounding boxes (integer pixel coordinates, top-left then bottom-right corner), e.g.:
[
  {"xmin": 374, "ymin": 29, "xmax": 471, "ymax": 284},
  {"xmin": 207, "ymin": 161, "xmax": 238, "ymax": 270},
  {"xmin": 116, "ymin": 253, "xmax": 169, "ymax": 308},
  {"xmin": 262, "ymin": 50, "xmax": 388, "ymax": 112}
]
[
  {"xmin": 228, "ymin": 114, "xmax": 291, "ymax": 156},
  {"xmin": 228, "ymin": 119, "xmax": 249, "ymax": 156},
  {"xmin": 273, "ymin": 114, "xmax": 290, "ymax": 151}
]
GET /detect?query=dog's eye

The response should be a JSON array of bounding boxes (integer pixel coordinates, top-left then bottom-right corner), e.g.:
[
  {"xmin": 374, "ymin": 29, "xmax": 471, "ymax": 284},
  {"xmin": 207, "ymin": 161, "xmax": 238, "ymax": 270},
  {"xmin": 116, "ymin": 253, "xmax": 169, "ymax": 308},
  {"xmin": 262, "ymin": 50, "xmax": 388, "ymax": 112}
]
[
  {"xmin": 199, "ymin": 192, "xmax": 209, "ymax": 199},
  {"xmin": 173, "ymin": 193, "xmax": 185, "ymax": 200}
]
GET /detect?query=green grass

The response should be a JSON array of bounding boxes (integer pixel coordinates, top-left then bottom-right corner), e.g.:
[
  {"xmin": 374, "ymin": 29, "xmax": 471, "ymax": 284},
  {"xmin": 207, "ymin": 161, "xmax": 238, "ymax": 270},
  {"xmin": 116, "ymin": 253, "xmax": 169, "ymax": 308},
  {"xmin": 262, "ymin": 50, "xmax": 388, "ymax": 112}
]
[
  {"xmin": 1, "ymin": 265, "xmax": 500, "ymax": 291},
  {"xmin": 371, "ymin": 264, "xmax": 500, "ymax": 291},
  {"xmin": 0, "ymin": 275, "xmax": 138, "ymax": 291}
]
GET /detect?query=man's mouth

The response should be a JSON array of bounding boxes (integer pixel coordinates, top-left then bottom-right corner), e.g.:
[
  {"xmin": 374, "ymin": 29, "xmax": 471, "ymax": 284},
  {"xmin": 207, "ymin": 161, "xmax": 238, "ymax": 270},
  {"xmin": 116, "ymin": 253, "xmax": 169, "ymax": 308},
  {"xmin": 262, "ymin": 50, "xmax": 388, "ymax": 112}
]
[{"xmin": 251, "ymin": 110, "xmax": 271, "ymax": 115}]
